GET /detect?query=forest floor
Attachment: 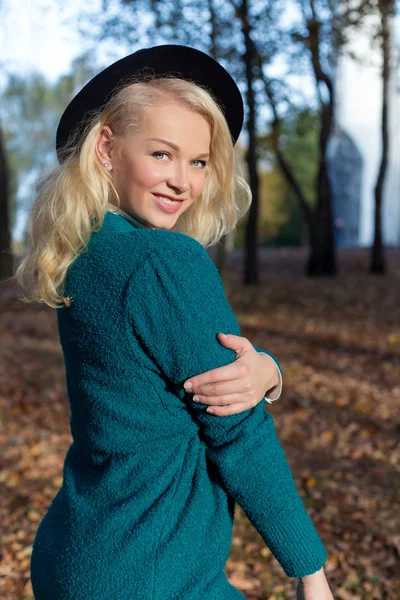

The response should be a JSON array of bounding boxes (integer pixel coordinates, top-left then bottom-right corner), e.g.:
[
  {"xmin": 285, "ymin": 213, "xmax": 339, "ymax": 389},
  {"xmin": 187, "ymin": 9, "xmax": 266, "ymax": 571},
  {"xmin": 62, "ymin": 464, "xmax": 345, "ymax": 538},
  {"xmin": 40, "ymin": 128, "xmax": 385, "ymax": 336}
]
[{"xmin": 1, "ymin": 247, "xmax": 399, "ymax": 600}]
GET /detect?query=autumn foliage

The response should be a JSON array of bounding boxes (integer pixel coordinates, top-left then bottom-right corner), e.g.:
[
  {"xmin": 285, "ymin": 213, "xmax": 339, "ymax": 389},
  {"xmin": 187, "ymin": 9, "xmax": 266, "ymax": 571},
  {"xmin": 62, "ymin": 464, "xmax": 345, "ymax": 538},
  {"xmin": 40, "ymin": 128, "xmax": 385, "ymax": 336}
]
[{"xmin": 1, "ymin": 248, "xmax": 399, "ymax": 599}]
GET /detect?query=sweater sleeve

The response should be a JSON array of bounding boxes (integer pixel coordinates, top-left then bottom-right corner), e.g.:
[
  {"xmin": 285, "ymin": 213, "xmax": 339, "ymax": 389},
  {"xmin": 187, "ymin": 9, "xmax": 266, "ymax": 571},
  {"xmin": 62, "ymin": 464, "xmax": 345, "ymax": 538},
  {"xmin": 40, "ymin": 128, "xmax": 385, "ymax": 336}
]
[{"xmin": 125, "ymin": 232, "xmax": 327, "ymax": 578}]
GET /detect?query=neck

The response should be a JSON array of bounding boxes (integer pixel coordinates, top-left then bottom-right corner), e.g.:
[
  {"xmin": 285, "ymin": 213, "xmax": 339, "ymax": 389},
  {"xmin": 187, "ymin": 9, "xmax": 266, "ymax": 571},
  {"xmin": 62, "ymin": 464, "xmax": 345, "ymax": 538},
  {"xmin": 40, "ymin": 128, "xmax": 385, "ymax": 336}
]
[{"xmin": 107, "ymin": 203, "xmax": 157, "ymax": 230}]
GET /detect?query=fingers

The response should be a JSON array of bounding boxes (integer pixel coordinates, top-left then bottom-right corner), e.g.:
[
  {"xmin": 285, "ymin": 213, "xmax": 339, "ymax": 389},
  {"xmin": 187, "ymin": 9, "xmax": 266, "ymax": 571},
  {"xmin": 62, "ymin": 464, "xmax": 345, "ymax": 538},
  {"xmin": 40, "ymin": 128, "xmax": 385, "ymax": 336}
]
[
  {"xmin": 205, "ymin": 401, "xmax": 255, "ymax": 417},
  {"xmin": 183, "ymin": 363, "xmax": 246, "ymax": 392},
  {"xmin": 191, "ymin": 379, "xmax": 249, "ymax": 401},
  {"xmin": 192, "ymin": 392, "xmax": 246, "ymax": 406}
]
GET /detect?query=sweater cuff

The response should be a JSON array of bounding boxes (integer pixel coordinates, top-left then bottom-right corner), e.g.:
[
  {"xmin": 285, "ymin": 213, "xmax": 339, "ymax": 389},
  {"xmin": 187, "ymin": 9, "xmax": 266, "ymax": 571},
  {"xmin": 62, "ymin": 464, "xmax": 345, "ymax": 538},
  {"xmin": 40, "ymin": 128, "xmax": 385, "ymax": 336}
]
[{"xmin": 262, "ymin": 508, "xmax": 328, "ymax": 578}]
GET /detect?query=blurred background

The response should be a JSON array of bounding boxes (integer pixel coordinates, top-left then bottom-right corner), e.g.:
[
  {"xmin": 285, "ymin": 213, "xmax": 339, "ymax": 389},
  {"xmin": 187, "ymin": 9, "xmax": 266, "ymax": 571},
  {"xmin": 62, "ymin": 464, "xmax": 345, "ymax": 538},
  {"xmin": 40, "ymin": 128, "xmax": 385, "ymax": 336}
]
[{"xmin": 0, "ymin": 1, "xmax": 399, "ymax": 599}]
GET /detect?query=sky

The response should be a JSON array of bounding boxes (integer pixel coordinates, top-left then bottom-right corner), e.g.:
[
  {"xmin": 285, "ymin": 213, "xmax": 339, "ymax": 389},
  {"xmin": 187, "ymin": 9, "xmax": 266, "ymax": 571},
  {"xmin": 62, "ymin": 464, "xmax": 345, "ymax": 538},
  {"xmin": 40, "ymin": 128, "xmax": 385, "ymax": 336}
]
[
  {"xmin": 1, "ymin": 0, "xmax": 314, "ymax": 88},
  {"xmin": 1, "ymin": 0, "xmax": 104, "ymax": 85},
  {"xmin": 2, "ymin": 1, "xmax": 399, "ymax": 99}
]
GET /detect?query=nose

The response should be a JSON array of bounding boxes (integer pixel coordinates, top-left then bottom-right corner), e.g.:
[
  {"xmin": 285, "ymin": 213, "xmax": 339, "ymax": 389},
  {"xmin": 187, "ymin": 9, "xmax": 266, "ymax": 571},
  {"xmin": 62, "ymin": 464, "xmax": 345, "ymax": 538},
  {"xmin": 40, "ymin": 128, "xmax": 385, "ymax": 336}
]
[{"xmin": 168, "ymin": 161, "xmax": 190, "ymax": 194}]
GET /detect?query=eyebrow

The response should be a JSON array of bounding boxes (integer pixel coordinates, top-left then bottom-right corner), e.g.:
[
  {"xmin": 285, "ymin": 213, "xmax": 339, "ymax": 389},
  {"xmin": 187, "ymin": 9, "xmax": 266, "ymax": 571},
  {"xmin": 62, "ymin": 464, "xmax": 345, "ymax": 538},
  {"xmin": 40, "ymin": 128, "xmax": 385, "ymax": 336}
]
[{"xmin": 149, "ymin": 137, "xmax": 210, "ymax": 159}]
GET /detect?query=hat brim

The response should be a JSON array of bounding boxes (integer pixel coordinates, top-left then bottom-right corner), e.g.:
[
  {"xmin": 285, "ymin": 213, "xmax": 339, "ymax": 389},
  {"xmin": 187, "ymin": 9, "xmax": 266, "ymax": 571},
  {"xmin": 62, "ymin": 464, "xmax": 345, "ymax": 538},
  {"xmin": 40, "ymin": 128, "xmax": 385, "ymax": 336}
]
[{"xmin": 56, "ymin": 44, "xmax": 244, "ymax": 163}]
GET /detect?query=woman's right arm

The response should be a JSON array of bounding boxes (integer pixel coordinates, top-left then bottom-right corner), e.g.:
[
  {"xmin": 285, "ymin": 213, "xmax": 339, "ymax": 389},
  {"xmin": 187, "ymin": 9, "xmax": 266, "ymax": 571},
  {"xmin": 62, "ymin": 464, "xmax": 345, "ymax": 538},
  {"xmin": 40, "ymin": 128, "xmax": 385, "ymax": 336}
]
[{"xmin": 126, "ymin": 231, "xmax": 329, "ymax": 580}]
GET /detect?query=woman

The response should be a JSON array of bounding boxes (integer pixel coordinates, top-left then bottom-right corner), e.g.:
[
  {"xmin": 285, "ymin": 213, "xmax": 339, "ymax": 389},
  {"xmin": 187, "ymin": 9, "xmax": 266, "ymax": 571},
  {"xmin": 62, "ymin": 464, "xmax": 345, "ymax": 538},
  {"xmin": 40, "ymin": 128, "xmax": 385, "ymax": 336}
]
[{"xmin": 17, "ymin": 45, "xmax": 333, "ymax": 599}]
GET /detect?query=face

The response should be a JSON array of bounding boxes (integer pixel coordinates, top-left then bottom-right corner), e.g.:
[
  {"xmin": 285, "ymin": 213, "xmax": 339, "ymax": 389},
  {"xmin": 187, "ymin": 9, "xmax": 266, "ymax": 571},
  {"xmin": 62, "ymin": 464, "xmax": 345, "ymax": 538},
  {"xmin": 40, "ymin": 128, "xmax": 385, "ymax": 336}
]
[{"xmin": 97, "ymin": 102, "xmax": 211, "ymax": 230}]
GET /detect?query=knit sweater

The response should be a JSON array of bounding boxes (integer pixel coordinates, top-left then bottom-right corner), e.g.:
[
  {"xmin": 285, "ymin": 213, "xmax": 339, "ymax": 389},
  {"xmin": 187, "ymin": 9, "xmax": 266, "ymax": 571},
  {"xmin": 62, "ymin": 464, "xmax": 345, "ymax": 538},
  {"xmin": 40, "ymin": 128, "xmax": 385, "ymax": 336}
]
[
  {"xmin": 30, "ymin": 210, "xmax": 327, "ymax": 600},
  {"xmin": 109, "ymin": 204, "xmax": 283, "ymax": 404}
]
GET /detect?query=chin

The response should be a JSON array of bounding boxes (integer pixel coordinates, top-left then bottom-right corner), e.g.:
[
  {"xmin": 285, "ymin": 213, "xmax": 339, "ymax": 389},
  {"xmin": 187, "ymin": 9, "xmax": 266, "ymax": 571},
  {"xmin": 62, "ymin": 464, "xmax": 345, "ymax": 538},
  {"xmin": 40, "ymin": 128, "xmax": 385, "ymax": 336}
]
[
  {"xmin": 151, "ymin": 213, "xmax": 180, "ymax": 231},
  {"xmin": 159, "ymin": 220, "xmax": 179, "ymax": 231}
]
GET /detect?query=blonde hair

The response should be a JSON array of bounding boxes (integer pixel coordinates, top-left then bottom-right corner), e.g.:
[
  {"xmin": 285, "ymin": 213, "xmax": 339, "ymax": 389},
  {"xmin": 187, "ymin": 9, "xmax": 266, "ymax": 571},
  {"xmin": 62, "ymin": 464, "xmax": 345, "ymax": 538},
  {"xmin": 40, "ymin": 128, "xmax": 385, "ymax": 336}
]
[{"xmin": 15, "ymin": 76, "xmax": 252, "ymax": 308}]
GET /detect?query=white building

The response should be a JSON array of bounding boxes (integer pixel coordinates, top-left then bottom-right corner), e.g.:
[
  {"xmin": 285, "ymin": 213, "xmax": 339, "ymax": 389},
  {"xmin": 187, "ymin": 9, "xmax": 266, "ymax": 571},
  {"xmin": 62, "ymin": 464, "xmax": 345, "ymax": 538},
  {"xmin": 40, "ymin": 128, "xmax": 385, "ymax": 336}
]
[{"xmin": 329, "ymin": 11, "xmax": 400, "ymax": 247}]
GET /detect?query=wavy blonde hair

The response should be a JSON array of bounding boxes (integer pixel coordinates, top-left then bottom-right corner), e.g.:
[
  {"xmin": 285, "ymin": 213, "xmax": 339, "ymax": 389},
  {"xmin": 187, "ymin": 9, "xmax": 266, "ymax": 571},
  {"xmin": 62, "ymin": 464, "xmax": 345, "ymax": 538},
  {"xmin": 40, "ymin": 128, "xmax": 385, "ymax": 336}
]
[{"xmin": 15, "ymin": 75, "xmax": 252, "ymax": 308}]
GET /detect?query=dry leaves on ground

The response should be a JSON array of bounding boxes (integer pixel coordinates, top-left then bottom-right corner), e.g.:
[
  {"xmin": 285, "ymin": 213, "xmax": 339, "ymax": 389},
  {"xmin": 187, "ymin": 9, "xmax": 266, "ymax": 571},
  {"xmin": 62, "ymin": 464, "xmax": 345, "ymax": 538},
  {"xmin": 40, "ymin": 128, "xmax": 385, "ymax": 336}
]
[{"xmin": 1, "ymin": 248, "xmax": 399, "ymax": 599}]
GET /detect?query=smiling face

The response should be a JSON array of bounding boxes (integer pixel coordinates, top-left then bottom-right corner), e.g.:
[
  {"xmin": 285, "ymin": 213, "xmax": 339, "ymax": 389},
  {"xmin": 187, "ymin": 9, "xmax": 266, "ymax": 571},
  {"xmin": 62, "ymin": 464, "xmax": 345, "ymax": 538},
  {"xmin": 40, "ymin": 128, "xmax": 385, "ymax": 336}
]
[{"xmin": 97, "ymin": 102, "xmax": 211, "ymax": 230}]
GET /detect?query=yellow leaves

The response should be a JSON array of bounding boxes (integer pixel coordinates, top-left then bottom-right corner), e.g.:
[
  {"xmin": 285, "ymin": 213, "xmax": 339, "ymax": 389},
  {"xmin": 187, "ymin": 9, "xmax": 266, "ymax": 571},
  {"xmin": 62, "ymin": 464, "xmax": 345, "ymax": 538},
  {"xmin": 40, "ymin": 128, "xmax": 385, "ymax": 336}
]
[
  {"xmin": 272, "ymin": 584, "xmax": 285, "ymax": 594},
  {"xmin": 244, "ymin": 542, "xmax": 261, "ymax": 553},
  {"xmin": 228, "ymin": 571, "xmax": 260, "ymax": 592},
  {"xmin": 336, "ymin": 589, "xmax": 362, "ymax": 600},
  {"xmin": 0, "ymin": 469, "xmax": 22, "ymax": 487},
  {"xmin": 27, "ymin": 510, "xmax": 41, "ymax": 522},
  {"xmin": 335, "ymin": 395, "xmax": 350, "ymax": 406},
  {"xmin": 53, "ymin": 475, "xmax": 63, "ymax": 487},
  {"xmin": 29, "ymin": 443, "xmax": 43, "ymax": 457},
  {"xmin": 15, "ymin": 545, "xmax": 32, "ymax": 560},
  {"xmin": 23, "ymin": 579, "xmax": 33, "ymax": 596},
  {"xmin": 319, "ymin": 430, "xmax": 335, "ymax": 446},
  {"xmin": 294, "ymin": 407, "xmax": 309, "ymax": 420},
  {"xmin": 387, "ymin": 332, "xmax": 400, "ymax": 344},
  {"xmin": 0, "ymin": 468, "xmax": 9, "ymax": 483},
  {"xmin": 377, "ymin": 404, "xmax": 391, "ymax": 420},
  {"xmin": 7, "ymin": 472, "xmax": 22, "ymax": 487}
]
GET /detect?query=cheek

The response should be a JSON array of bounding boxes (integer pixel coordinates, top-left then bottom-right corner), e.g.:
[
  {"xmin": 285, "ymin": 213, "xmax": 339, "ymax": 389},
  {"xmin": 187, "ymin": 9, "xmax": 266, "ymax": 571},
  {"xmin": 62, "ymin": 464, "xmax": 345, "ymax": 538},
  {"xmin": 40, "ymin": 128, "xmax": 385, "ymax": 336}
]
[
  {"xmin": 192, "ymin": 172, "xmax": 207, "ymax": 198},
  {"xmin": 130, "ymin": 159, "xmax": 165, "ymax": 189},
  {"xmin": 115, "ymin": 152, "xmax": 157, "ymax": 183}
]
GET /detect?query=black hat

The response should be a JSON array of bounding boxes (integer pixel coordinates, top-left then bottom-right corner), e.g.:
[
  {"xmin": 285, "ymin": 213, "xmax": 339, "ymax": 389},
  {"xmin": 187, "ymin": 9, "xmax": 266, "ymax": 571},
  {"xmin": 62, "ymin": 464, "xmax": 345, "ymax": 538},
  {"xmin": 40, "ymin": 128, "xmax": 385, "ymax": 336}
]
[{"xmin": 56, "ymin": 44, "xmax": 244, "ymax": 163}]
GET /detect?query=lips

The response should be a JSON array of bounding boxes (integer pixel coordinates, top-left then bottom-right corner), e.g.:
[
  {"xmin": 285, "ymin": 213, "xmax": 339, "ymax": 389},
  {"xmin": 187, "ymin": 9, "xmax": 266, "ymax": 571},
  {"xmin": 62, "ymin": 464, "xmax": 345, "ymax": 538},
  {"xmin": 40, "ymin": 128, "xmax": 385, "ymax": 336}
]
[
  {"xmin": 153, "ymin": 193, "xmax": 183, "ymax": 202},
  {"xmin": 152, "ymin": 193, "xmax": 183, "ymax": 214}
]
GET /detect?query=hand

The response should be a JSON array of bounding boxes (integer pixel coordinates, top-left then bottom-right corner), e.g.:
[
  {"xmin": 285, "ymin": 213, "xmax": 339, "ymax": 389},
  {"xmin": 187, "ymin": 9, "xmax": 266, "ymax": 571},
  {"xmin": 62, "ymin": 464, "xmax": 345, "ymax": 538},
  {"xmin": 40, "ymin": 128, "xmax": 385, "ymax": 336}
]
[
  {"xmin": 183, "ymin": 333, "xmax": 279, "ymax": 416},
  {"xmin": 296, "ymin": 567, "xmax": 334, "ymax": 600}
]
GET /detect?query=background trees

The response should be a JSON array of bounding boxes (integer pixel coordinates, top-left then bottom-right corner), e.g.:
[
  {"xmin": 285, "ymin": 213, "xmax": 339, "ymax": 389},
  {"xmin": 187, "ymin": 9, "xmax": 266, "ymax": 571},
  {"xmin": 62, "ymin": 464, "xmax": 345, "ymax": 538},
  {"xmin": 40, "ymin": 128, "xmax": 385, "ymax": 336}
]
[
  {"xmin": 371, "ymin": 0, "xmax": 396, "ymax": 274},
  {"xmin": 1, "ymin": 0, "xmax": 398, "ymax": 281}
]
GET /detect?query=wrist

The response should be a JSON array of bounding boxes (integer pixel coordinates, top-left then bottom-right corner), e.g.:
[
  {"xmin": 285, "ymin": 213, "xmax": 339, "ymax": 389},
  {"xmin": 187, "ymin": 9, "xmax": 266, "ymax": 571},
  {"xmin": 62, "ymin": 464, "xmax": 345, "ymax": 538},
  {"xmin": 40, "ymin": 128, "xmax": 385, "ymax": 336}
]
[
  {"xmin": 300, "ymin": 567, "xmax": 325, "ymax": 583},
  {"xmin": 260, "ymin": 354, "xmax": 280, "ymax": 390}
]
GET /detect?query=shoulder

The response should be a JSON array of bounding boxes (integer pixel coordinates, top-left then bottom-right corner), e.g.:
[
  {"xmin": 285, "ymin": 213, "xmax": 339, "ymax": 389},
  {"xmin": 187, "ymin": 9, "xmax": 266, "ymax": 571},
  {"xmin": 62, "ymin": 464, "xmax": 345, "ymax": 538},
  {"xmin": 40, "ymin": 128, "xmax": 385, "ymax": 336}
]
[
  {"xmin": 140, "ymin": 230, "xmax": 218, "ymax": 278},
  {"xmin": 92, "ymin": 212, "xmax": 208, "ymax": 263},
  {"xmin": 125, "ymin": 230, "xmax": 223, "ymax": 294},
  {"xmin": 144, "ymin": 229, "xmax": 207, "ymax": 257}
]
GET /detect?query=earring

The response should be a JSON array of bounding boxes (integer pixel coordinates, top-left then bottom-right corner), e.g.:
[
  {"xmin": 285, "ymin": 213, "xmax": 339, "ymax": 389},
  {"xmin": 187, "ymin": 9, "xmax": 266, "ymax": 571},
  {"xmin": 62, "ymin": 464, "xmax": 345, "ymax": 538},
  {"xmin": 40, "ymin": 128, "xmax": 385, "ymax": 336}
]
[{"xmin": 103, "ymin": 162, "xmax": 109, "ymax": 167}]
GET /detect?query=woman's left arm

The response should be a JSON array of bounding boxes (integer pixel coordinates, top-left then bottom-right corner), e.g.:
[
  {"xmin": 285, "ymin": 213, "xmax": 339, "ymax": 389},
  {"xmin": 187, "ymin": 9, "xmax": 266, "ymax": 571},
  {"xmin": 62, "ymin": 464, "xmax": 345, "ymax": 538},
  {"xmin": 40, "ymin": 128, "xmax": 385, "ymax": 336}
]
[{"xmin": 183, "ymin": 333, "xmax": 283, "ymax": 416}]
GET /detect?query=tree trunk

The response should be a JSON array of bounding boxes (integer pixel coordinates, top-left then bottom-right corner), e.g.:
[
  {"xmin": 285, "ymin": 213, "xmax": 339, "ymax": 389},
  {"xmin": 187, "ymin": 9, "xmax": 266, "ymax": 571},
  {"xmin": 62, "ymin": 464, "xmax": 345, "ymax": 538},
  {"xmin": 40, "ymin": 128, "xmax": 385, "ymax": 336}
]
[
  {"xmin": 255, "ymin": 49, "xmax": 323, "ymax": 274},
  {"xmin": 371, "ymin": 0, "xmax": 391, "ymax": 274},
  {"xmin": 277, "ymin": 147, "xmax": 324, "ymax": 275},
  {"xmin": 271, "ymin": 117, "xmax": 323, "ymax": 275},
  {"xmin": 207, "ymin": 0, "xmax": 229, "ymax": 280},
  {"xmin": 306, "ymin": 5, "xmax": 337, "ymax": 275},
  {"xmin": 315, "ymin": 102, "xmax": 336, "ymax": 275},
  {"xmin": 238, "ymin": 0, "xmax": 259, "ymax": 285},
  {"xmin": 0, "ymin": 125, "xmax": 13, "ymax": 280}
]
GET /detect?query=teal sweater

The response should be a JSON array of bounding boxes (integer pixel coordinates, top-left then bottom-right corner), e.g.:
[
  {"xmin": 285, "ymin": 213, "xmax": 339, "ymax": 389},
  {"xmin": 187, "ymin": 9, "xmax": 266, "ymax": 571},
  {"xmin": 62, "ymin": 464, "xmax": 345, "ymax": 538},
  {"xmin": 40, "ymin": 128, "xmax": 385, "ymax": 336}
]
[{"xmin": 30, "ymin": 211, "xmax": 327, "ymax": 600}]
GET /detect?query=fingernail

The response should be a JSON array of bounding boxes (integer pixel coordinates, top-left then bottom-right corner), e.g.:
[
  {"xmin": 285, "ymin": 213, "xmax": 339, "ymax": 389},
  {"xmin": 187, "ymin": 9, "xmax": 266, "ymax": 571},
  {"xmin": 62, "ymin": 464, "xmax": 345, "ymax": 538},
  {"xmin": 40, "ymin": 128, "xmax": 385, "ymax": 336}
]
[
  {"xmin": 207, "ymin": 408, "xmax": 215, "ymax": 414},
  {"xmin": 193, "ymin": 396, "xmax": 200, "ymax": 402},
  {"xmin": 184, "ymin": 382, "xmax": 192, "ymax": 391}
]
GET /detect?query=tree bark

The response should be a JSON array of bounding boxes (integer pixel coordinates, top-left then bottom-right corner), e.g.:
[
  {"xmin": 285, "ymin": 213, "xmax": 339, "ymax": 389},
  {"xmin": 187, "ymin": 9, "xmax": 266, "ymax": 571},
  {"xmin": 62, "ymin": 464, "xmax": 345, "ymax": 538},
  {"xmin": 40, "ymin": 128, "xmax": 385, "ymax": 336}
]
[
  {"xmin": 371, "ymin": 0, "xmax": 392, "ymax": 274},
  {"xmin": 306, "ymin": 4, "xmax": 337, "ymax": 275},
  {"xmin": 0, "ymin": 125, "xmax": 13, "ymax": 280},
  {"xmin": 207, "ymin": 0, "xmax": 228, "ymax": 280},
  {"xmin": 314, "ymin": 101, "xmax": 336, "ymax": 275},
  {"xmin": 237, "ymin": 0, "xmax": 259, "ymax": 285}
]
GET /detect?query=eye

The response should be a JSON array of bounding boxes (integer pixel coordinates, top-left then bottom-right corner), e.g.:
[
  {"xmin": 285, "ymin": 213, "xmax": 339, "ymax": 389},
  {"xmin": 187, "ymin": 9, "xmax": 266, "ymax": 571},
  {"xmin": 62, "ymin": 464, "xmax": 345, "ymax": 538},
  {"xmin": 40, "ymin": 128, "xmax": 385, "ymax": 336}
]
[
  {"xmin": 152, "ymin": 151, "xmax": 170, "ymax": 160},
  {"xmin": 191, "ymin": 160, "xmax": 208, "ymax": 168}
]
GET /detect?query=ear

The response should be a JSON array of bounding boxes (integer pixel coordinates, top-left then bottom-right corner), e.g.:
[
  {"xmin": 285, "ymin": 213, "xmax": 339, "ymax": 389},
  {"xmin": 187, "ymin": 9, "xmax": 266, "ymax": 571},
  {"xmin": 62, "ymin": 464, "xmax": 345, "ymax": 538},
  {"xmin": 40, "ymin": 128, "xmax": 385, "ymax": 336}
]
[{"xmin": 95, "ymin": 125, "xmax": 114, "ymax": 165}]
